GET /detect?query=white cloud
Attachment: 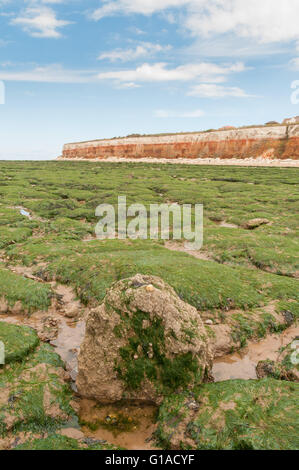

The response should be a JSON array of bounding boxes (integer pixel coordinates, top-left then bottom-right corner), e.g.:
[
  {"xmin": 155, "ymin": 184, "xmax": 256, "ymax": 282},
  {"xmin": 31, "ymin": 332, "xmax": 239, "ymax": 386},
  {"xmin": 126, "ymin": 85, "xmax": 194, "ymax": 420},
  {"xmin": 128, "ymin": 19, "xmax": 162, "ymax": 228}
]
[
  {"xmin": 154, "ymin": 108, "xmax": 204, "ymax": 118},
  {"xmin": 290, "ymin": 58, "xmax": 299, "ymax": 70},
  {"xmin": 0, "ymin": 64, "xmax": 97, "ymax": 83},
  {"xmin": 186, "ymin": 36, "xmax": 289, "ymax": 59},
  {"xmin": 0, "ymin": 58, "xmax": 251, "ymax": 98},
  {"xmin": 11, "ymin": 5, "xmax": 71, "ymax": 38},
  {"xmin": 98, "ymin": 61, "xmax": 246, "ymax": 82},
  {"xmin": 92, "ymin": 0, "xmax": 299, "ymax": 46},
  {"xmin": 116, "ymin": 81, "xmax": 141, "ymax": 88},
  {"xmin": 188, "ymin": 83, "xmax": 252, "ymax": 98},
  {"xmin": 185, "ymin": 0, "xmax": 299, "ymax": 44},
  {"xmin": 92, "ymin": 0, "xmax": 190, "ymax": 20},
  {"xmin": 98, "ymin": 42, "xmax": 171, "ymax": 62}
]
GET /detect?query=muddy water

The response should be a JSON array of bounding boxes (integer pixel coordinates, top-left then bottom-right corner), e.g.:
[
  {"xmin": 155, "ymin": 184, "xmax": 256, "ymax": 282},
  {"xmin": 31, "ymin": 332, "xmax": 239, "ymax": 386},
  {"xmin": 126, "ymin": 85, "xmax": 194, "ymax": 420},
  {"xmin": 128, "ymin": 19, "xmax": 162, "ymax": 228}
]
[
  {"xmin": 2, "ymin": 306, "xmax": 298, "ymax": 386},
  {"xmin": 213, "ymin": 324, "xmax": 299, "ymax": 381},
  {"xmin": 79, "ymin": 400, "xmax": 159, "ymax": 450},
  {"xmin": 0, "ymin": 312, "xmax": 85, "ymax": 381},
  {"xmin": 51, "ymin": 319, "xmax": 85, "ymax": 381}
]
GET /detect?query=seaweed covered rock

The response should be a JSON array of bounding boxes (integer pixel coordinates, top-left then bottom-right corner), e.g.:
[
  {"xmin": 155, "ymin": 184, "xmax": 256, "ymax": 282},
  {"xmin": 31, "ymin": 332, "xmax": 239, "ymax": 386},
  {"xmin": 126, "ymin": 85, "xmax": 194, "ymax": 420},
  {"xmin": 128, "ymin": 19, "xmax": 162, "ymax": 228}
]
[
  {"xmin": 77, "ymin": 274, "xmax": 213, "ymax": 404},
  {"xmin": 0, "ymin": 322, "xmax": 77, "ymax": 449},
  {"xmin": 155, "ymin": 378, "xmax": 299, "ymax": 450},
  {"xmin": 0, "ymin": 321, "xmax": 39, "ymax": 364}
]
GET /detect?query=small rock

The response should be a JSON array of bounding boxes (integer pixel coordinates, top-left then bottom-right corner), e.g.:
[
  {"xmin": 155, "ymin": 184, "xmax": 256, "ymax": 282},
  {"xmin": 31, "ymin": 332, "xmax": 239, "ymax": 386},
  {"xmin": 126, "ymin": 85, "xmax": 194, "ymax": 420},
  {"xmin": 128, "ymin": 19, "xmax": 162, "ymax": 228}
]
[
  {"xmin": 146, "ymin": 284, "xmax": 154, "ymax": 292},
  {"xmin": 205, "ymin": 320, "xmax": 213, "ymax": 325},
  {"xmin": 64, "ymin": 307, "xmax": 78, "ymax": 318},
  {"xmin": 0, "ymin": 298, "xmax": 8, "ymax": 314},
  {"xmin": 186, "ymin": 400, "xmax": 200, "ymax": 411},
  {"xmin": 59, "ymin": 428, "xmax": 84, "ymax": 440},
  {"xmin": 70, "ymin": 368, "xmax": 78, "ymax": 382},
  {"xmin": 282, "ymin": 310, "xmax": 294, "ymax": 326},
  {"xmin": 147, "ymin": 343, "xmax": 154, "ymax": 359},
  {"xmin": 83, "ymin": 437, "xmax": 105, "ymax": 446},
  {"xmin": 242, "ymin": 218, "xmax": 270, "ymax": 230},
  {"xmin": 142, "ymin": 319, "xmax": 151, "ymax": 329},
  {"xmin": 11, "ymin": 437, "xmax": 21, "ymax": 449},
  {"xmin": 63, "ymin": 371, "xmax": 72, "ymax": 382},
  {"xmin": 106, "ymin": 415, "xmax": 117, "ymax": 425}
]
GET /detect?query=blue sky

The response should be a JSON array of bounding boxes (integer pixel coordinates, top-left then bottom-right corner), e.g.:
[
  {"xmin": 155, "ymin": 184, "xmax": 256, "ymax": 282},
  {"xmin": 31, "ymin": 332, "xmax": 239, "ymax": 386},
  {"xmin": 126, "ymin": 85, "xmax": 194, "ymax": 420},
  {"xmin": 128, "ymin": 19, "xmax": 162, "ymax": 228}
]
[{"xmin": 0, "ymin": 0, "xmax": 299, "ymax": 160}]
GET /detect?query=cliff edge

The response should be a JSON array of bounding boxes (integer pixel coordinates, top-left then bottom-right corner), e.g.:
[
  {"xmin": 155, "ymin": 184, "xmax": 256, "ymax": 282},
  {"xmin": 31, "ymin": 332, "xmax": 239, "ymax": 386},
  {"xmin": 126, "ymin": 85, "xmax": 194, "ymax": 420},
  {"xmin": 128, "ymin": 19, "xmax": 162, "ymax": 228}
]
[{"xmin": 61, "ymin": 125, "xmax": 299, "ymax": 161}]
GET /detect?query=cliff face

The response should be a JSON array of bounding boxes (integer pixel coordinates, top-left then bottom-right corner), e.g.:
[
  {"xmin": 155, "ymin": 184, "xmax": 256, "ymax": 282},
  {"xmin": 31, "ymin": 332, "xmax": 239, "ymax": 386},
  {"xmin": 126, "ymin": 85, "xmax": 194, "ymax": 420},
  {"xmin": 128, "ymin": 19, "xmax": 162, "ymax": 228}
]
[{"xmin": 62, "ymin": 125, "xmax": 299, "ymax": 161}]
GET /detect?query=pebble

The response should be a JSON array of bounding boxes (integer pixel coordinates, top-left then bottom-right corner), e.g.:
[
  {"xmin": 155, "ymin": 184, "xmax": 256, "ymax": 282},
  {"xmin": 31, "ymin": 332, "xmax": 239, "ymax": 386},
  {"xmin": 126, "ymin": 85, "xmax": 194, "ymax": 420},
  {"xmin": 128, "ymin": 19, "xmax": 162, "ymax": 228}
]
[{"xmin": 146, "ymin": 285, "xmax": 154, "ymax": 292}]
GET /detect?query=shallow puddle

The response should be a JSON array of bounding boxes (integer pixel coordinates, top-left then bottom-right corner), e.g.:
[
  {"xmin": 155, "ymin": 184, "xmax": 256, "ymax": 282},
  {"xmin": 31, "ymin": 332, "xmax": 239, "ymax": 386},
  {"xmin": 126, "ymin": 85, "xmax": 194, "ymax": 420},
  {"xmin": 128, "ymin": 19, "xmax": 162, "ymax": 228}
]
[
  {"xmin": 51, "ymin": 319, "xmax": 85, "ymax": 381},
  {"xmin": 213, "ymin": 324, "xmax": 299, "ymax": 381},
  {"xmin": 0, "ymin": 312, "xmax": 85, "ymax": 380},
  {"xmin": 79, "ymin": 399, "xmax": 159, "ymax": 450}
]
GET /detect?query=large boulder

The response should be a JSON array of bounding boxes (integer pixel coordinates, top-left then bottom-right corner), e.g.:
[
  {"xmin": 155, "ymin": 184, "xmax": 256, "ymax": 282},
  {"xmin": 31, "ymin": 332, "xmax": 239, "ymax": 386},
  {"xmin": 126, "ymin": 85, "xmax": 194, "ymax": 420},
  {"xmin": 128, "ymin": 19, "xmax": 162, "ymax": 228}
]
[{"xmin": 77, "ymin": 274, "xmax": 213, "ymax": 404}]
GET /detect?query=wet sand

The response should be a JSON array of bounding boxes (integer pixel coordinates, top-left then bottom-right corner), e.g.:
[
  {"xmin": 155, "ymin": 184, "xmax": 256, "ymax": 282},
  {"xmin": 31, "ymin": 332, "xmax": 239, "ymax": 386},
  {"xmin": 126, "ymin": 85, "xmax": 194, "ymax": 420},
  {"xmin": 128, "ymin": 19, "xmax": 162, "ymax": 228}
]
[{"xmin": 58, "ymin": 156, "xmax": 299, "ymax": 168}]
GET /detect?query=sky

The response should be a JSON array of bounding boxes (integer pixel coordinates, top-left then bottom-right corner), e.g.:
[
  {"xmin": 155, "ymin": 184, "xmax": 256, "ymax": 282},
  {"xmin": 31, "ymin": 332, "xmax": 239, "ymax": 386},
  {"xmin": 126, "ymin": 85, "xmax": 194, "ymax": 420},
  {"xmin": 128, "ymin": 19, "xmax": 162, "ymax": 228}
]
[{"xmin": 0, "ymin": 0, "xmax": 299, "ymax": 160}]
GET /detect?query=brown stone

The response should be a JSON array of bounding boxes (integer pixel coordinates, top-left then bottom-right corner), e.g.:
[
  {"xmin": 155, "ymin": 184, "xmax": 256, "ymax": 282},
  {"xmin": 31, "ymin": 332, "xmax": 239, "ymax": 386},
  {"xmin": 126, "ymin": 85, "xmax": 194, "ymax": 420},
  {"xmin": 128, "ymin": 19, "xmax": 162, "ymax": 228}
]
[
  {"xmin": 77, "ymin": 274, "xmax": 213, "ymax": 405},
  {"xmin": 242, "ymin": 218, "xmax": 270, "ymax": 230}
]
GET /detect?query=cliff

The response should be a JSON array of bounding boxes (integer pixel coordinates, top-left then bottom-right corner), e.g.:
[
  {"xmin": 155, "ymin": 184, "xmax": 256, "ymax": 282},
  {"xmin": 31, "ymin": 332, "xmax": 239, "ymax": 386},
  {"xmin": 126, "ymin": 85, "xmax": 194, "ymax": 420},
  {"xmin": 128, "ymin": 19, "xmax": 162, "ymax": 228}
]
[{"xmin": 61, "ymin": 125, "xmax": 299, "ymax": 161}]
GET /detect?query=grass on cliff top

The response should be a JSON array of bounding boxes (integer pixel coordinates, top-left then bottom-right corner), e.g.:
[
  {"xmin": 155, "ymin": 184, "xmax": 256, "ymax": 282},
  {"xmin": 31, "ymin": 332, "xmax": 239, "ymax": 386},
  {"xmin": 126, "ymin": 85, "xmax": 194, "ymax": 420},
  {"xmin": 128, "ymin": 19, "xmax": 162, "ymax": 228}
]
[
  {"xmin": 156, "ymin": 378, "xmax": 299, "ymax": 450},
  {"xmin": 64, "ymin": 122, "xmax": 287, "ymax": 144}
]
